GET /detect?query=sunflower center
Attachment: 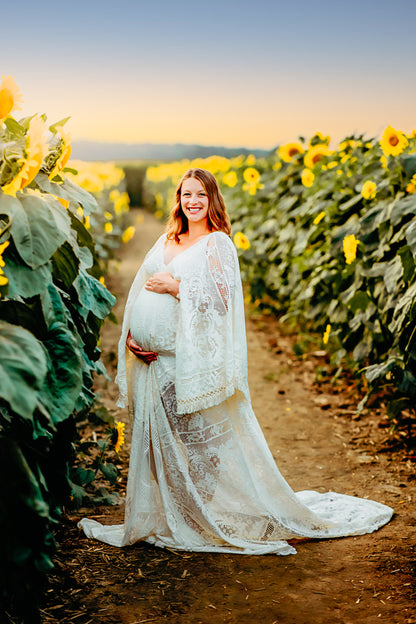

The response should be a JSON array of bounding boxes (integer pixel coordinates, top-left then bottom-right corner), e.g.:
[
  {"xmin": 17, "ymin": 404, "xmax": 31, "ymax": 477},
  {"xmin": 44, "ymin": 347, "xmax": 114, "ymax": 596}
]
[
  {"xmin": 312, "ymin": 154, "xmax": 323, "ymax": 164},
  {"xmin": 289, "ymin": 148, "xmax": 300, "ymax": 157},
  {"xmin": 389, "ymin": 135, "xmax": 399, "ymax": 146}
]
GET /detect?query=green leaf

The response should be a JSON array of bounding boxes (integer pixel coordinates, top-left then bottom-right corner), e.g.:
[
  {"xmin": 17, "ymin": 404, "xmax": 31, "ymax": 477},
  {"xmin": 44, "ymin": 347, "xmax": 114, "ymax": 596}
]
[
  {"xmin": 97, "ymin": 439, "xmax": 109, "ymax": 451},
  {"xmin": 72, "ymin": 270, "xmax": 116, "ymax": 321},
  {"xmin": 339, "ymin": 194, "xmax": 362, "ymax": 212},
  {"xmin": 4, "ymin": 117, "xmax": 26, "ymax": 138},
  {"xmin": 3, "ymin": 258, "xmax": 52, "ymax": 299},
  {"xmin": 0, "ymin": 299, "xmax": 48, "ymax": 339},
  {"xmin": 398, "ymin": 245, "xmax": 415, "ymax": 282},
  {"xmin": 37, "ymin": 322, "xmax": 83, "ymax": 424},
  {"xmin": 347, "ymin": 291, "xmax": 372, "ymax": 313},
  {"xmin": 99, "ymin": 462, "xmax": 118, "ymax": 484},
  {"xmin": 96, "ymin": 486, "xmax": 120, "ymax": 505},
  {"xmin": 52, "ymin": 242, "xmax": 80, "ymax": 289},
  {"xmin": 390, "ymin": 195, "xmax": 416, "ymax": 226},
  {"xmin": 400, "ymin": 154, "xmax": 416, "ymax": 178},
  {"xmin": 1, "ymin": 193, "xmax": 66, "ymax": 268},
  {"xmin": 364, "ymin": 359, "xmax": 398, "ymax": 383},
  {"xmin": 352, "ymin": 331, "xmax": 373, "ymax": 361},
  {"xmin": 68, "ymin": 480, "xmax": 86, "ymax": 506},
  {"xmin": 383, "ymin": 256, "xmax": 403, "ymax": 294},
  {"xmin": 41, "ymin": 282, "xmax": 68, "ymax": 328},
  {"xmin": 70, "ymin": 466, "xmax": 96, "ymax": 486},
  {"xmin": 48, "ymin": 117, "xmax": 71, "ymax": 134},
  {"xmin": 36, "ymin": 173, "xmax": 98, "ymax": 216},
  {"xmin": 405, "ymin": 219, "xmax": 416, "ymax": 257},
  {"xmin": 0, "ymin": 322, "xmax": 47, "ymax": 418}
]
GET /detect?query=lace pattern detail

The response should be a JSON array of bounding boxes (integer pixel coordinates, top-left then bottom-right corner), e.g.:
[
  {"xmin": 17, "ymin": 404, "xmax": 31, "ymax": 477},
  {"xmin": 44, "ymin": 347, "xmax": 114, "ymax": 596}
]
[{"xmin": 79, "ymin": 230, "xmax": 393, "ymax": 554}]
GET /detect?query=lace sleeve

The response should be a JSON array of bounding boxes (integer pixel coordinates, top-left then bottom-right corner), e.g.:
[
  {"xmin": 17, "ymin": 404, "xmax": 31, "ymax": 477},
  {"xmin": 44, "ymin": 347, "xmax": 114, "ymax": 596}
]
[
  {"xmin": 175, "ymin": 231, "xmax": 248, "ymax": 414},
  {"xmin": 206, "ymin": 233, "xmax": 236, "ymax": 312}
]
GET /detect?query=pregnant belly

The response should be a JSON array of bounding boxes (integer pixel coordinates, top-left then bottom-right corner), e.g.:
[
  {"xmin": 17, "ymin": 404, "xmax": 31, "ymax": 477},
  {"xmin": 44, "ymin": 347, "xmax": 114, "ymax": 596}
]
[{"xmin": 129, "ymin": 288, "xmax": 177, "ymax": 354}]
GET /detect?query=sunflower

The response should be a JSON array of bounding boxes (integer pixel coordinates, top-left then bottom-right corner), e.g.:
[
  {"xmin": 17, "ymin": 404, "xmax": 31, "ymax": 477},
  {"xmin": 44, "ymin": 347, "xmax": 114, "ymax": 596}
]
[
  {"xmin": 243, "ymin": 167, "xmax": 261, "ymax": 184},
  {"xmin": 1, "ymin": 116, "xmax": 47, "ymax": 196},
  {"xmin": 0, "ymin": 241, "xmax": 9, "ymax": 267},
  {"xmin": 313, "ymin": 211, "xmax": 326, "ymax": 225},
  {"xmin": 343, "ymin": 234, "xmax": 358, "ymax": 265},
  {"xmin": 242, "ymin": 182, "xmax": 263, "ymax": 195},
  {"xmin": 222, "ymin": 171, "xmax": 238, "ymax": 188},
  {"xmin": 233, "ymin": 232, "xmax": 250, "ymax": 250},
  {"xmin": 48, "ymin": 126, "xmax": 72, "ymax": 180},
  {"xmin": 379, "ymin": 125, "xmax": 408, "ymax": 157},
  {"xmin": 304, "ymin": 145, "xmax": 332, "ymax": 169},
  {"xmin": 0, "ymin": 268, "xmax": 8, "ymax": 288},
  {"xmin": 309, "ymin": 132, "xmax": 330, "ymax": 147},
  {"xmin": 122, "ymin": 225, "xmax": 136, "ymax": 243},
  {"xmin": 322, "ymin": 324, "xmax": 331, "ymax": 345},
  {"xmin": 361, "ymin": 180, "xmax": 377, "ymax": 200},
  {"xmin": 0, "ymin": 241, "xmax": 10, "ymax": 290},
  {"xmin": 0, "ymin": 75, "xmax": 23, "ymax": 123},
  {"xmin": 301, "ymin": 168, "xmax": 314, "ymax": 188},
  {"xmin": 113, "ymin": 421, "xmax": 126, "ymax": 453},
  {"xmin": 278, "ymin": 142, "xmax": 305, "ymax": 163}
]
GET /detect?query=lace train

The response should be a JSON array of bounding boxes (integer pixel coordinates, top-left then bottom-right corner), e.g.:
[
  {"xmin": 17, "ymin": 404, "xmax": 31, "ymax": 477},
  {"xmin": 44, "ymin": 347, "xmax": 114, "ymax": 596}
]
[{"xmin": 79, "ymin": 232, "xmax": 393, "ymax": 555}]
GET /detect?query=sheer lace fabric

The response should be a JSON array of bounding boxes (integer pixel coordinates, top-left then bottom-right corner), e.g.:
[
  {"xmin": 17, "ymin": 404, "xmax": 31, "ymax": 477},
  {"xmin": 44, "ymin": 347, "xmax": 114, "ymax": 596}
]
[{"xmin": 79, "ymin": 232, "xmax": 393, "ymax": 555}]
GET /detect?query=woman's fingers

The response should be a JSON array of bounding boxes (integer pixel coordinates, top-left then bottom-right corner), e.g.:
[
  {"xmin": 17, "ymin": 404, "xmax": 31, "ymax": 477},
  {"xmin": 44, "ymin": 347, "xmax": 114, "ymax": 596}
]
[{"xmin": 126, "ymin": 334, "xmax": 157, "ymax": 363}]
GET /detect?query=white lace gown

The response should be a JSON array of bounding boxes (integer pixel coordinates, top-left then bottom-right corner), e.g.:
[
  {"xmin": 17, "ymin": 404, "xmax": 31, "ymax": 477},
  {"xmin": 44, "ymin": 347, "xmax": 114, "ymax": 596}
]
[{"xmin": 79, "ymin": 231, "xmax": 393, "ymax": 555}]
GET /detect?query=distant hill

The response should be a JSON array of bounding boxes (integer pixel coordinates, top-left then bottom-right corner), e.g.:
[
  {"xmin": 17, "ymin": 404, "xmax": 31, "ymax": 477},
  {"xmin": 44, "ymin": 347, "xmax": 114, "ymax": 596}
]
[{"xmin": 71, "ymin": 140, "xmax": 271, "ymax": 162}]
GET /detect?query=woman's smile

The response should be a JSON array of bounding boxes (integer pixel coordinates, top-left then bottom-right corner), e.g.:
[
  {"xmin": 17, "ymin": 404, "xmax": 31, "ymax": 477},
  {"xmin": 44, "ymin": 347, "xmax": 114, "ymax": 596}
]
[{"xmin": 181, "ymin": 178, "xmax": 209, "ymax": 222}]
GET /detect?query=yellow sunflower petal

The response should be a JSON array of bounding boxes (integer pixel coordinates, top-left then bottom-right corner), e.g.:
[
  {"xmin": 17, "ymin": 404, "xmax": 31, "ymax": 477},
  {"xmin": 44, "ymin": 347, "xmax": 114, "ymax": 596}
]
[{"xmin": 0, "ymin": 75, "xmax": 23, "ymax": 123}]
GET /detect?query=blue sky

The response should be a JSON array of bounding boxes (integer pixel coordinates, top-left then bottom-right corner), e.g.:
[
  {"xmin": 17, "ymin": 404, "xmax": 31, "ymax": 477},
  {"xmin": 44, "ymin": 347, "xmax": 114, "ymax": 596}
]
[{"xmin": 3, "ymin": 0, "xmax": 415, "ymax": 148}]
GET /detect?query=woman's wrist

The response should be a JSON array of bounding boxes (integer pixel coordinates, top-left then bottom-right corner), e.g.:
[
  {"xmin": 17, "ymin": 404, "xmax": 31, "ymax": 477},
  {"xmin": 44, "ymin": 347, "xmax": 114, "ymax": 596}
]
[{"xmin": 169, "ymin": 279, "xmax": 180, "ymax": 300}]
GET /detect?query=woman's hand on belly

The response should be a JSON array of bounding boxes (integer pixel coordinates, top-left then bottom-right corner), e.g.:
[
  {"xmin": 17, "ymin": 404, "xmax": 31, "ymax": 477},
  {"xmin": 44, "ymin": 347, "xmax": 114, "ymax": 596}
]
[
  {"xmin": 145, "ymin": 272, "xmax": 180, "ymax": 299},
  {"xmin": 126, "ymin": 331, "xmax": 158, "ymax": 364}
]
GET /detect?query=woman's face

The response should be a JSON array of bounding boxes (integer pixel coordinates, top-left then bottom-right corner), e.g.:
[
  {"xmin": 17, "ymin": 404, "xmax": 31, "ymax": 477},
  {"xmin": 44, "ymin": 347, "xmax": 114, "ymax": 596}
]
[{"xmin": 180, "ymin": 177, "xmax": 209, "ymax": 225}]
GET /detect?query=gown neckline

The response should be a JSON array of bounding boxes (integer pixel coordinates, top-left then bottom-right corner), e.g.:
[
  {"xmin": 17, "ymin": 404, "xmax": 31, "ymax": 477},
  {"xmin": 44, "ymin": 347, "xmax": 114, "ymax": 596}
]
[{"xmin": 163, "ymin": 232, "xmax": 213, "ymax": 267}]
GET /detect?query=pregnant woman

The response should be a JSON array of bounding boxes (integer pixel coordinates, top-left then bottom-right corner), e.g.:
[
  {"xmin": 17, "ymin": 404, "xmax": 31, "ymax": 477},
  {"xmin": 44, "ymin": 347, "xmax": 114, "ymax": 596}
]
[{"xmin": 79, "ymin": 168, "xmax": 393, "ymax": 555}]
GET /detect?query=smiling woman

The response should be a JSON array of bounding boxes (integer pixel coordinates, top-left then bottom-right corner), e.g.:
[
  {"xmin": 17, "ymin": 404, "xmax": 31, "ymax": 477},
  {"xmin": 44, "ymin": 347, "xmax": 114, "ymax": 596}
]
[{"xmin": 79, "ymin": 168, "xmax": 392, "ymax": 554}]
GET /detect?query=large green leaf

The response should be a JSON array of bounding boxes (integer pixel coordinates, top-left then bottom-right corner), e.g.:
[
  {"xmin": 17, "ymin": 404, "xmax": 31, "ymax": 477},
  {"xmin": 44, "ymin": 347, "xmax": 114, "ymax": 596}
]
[
  {"xmin": 0, "ymin": 299, "xmax": 48, "ymax": 339},
  {"xmin": 41, "ymin": 282, "xmax": 69, "ymax": 328},
  {"xmin": 400, "ymin": 154, "xmax": 416, "ymax": 178},
  {"xmin": 37, "ymin": 322, "xmax": 83, "ymax": 424},
  {"xmin": 3, "ymin": 258, "xmax": 52, "ymax": 299},
  {"xmin": 72, "ymin": 270, "xmax": 116, "ymax": 321},
  {"xmin": 35, "ymin": 173, "xmax": 98, "ymax": 215},
  {"xmin": 1, "ymin": 193, "xmax": 66, "ymax": 268},
  {"xmin": 405, "ymin": 218, "xmax": 416, "ymax": 257},
  {"xmin": 389, "ymin": 195, "xmax": 416, "ymax": 226},
  {"xmin": 52, "ymin": 241, "xmax": 80, "ymax": 290},
  {"xmin": 383, "ymin": 256, "xmax": 403, "ymax": 294},
  {"xmin": 0, "ymin": 322, "xmax": 47, "ymax": 419},
  {"xmin": 398, "ymin": 245, "xmax": 415, "ymax": 283}
]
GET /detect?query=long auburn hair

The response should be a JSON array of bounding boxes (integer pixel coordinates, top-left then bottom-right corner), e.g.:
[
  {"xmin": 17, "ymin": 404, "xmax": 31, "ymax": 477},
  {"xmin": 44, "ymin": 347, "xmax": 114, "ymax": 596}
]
[{"xmin": 166, "ymin": 168, "xmax": 231, "ymax": 242}]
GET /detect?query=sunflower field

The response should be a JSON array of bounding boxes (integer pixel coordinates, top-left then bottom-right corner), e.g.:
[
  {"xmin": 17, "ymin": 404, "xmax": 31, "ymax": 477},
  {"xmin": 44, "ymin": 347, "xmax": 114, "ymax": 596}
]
[
  {"xmin": 144, "ymin": 128, "xmax": 416, "ymax": 430},
  {"xmin": 0, "ymin": 76, "xmax": 135, "ymax": 621}
]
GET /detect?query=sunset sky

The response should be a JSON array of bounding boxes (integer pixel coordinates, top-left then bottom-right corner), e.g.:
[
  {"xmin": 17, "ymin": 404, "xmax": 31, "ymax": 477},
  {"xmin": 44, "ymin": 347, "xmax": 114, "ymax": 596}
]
[{"xmin": 3, "ymin": 0, "xmax": 416, "ymax": 149}]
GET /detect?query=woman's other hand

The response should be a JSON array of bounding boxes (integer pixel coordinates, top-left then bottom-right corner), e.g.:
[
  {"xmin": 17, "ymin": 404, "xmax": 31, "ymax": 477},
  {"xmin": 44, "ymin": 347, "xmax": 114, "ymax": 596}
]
[
  {"xmin": 126, "ymin": 331, "xmax": 157, "ymax": 364},
  {"xmin": 144, "ymin": 272, "xmax": 179, "ymax": 298}
]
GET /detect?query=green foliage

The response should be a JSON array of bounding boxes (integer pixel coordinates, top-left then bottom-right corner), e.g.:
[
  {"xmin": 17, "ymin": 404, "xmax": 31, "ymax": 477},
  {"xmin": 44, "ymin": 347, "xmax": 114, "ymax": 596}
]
[
  {"xmin": 0, "ymin": 114, "xmax": 126, "ymax": 620},
  {"xmin": 145, "ymin": 133, "xmax": 416, "ymax": 428}
]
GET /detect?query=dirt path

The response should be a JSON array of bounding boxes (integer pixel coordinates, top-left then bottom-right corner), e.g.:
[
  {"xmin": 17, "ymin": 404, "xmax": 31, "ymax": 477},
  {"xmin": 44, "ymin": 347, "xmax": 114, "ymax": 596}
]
[{"xmin": 44, "ymin": 210, "xmax": 415, "ymax": 624}]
